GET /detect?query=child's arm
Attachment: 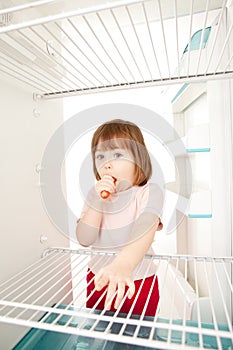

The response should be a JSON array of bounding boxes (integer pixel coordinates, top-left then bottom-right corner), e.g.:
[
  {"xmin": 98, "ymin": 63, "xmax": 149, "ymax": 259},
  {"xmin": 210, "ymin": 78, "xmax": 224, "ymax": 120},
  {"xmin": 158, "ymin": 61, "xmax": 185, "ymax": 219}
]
[
  {"xmin": 76, "ymin": 176, "xmax": 115, "ymax": 246},
  {"xmin": 76, "ymin": 206, "xmax": 102, "ymax": 246},
  {"xmin": 94, "ymin": 212, "xmax": 160, "ymax": 310},
  {"xmin": 76, "ymin": 187, "xmax": 103, "ymax": 246}
]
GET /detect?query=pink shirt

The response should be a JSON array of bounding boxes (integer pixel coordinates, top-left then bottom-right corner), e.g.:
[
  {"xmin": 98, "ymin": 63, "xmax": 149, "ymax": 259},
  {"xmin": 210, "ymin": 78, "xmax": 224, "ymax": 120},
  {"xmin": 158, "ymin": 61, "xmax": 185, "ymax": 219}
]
[{"xmin": 82, "ymin": 183, "xmax": 164, "ymax": 279}]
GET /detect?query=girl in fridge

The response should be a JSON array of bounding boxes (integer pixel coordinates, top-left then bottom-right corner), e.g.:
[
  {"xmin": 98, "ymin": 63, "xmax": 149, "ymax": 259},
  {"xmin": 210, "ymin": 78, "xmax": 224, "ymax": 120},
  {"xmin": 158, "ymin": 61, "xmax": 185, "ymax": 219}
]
[{"xmin": 76, "ymin": 119, "xmax": 163, "ymax": 316}]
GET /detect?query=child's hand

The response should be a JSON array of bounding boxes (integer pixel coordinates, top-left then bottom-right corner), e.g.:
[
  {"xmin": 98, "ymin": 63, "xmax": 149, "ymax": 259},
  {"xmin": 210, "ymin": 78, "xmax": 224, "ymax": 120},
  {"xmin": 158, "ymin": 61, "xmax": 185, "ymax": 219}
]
[
  {"xmin": 96, "ymin": 175, "xmax": 116, "ymax": 199},
  {"xmin": 94, "ymin": 261, "xmax": 135, "ymax": 310}
]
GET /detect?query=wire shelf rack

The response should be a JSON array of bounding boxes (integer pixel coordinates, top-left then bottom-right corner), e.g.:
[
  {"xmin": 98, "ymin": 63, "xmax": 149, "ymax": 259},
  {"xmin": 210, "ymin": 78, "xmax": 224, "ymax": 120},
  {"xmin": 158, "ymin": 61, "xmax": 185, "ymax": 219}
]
[
  {"xmin": 0, "ymin": 248, "xmax": 232, "ymax": 349},
  {"xmin": 0, "ymin": 0, "xmax": 233, "ymax": 98}
]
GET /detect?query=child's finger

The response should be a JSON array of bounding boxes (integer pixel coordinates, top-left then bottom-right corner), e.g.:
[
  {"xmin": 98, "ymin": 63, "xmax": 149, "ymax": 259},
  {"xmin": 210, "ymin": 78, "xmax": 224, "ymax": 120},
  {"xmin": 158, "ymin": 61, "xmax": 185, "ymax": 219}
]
[
  {"xmin": 96, "ymin": 179, "xmax": 115, "ymax": 195},
  {"xmin": 105, "ymin": 280, "xmax": 117, "ymax": 310},
  {"xmin": 101, "ymin": 175, "xmax": 116, "ymax": 188},
  {"xmin": 98, "ymin": 183, "xmax": 114, "ymax": 193},
  {"xmin": 102, "ymin": 174, "xmax": 115, "ymax": 182},
  {"xmin": 114, "ymin": 281, "xmax": 125, "ymax": 309},
  {"xmin": 94, "ymin": 272, "xmax": 108, "ymax": 291},
  {"xmin": 126, "ymin": 279, "xmax": 135, "ymax": 299}
]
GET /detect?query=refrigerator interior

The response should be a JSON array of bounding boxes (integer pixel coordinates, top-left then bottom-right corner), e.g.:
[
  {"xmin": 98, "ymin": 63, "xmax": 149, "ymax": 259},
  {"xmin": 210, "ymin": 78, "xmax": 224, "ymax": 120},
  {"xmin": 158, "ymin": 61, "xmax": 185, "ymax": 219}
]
[{"xmin": 1, "ymin": 0, "xmax": 233, "ymax": 349}]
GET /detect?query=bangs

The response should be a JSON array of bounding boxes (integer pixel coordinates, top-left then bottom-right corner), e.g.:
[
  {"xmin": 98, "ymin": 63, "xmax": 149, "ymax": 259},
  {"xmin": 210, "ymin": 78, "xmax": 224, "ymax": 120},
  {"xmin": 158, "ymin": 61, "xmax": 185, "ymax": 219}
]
[
  {"xmin": 96, "ymin": 122, "xmax": 130, "ymax": 142},
  {"xmin": 95, "ymin": 137, "xmax": 133, "ymax": 152}
]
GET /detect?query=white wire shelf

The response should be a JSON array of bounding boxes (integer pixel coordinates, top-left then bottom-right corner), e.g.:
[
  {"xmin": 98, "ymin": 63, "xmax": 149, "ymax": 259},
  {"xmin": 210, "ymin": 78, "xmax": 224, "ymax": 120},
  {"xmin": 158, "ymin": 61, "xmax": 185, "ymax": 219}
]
[
  {"xmin": 0, "ymin": 0, "xmax": 233, "ymax": 98},
  {"xmin": 0, "ymin": 248, "xmax": 233, "ymax": 349}
]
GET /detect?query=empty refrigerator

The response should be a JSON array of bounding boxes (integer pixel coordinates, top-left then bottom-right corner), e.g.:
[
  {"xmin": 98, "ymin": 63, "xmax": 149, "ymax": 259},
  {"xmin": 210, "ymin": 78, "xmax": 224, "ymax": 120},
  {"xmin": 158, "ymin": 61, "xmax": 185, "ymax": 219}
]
[{"xmin": 1, "ymin": 0, "xmax": 233, "ymax": 349}]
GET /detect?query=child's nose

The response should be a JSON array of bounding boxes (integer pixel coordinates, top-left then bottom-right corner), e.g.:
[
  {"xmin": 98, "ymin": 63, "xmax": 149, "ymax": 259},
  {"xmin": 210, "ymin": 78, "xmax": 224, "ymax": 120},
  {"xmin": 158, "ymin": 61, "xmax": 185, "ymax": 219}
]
[{"xmin": 104, "ymin": 161, "xmax": 112, "ymax": 169}]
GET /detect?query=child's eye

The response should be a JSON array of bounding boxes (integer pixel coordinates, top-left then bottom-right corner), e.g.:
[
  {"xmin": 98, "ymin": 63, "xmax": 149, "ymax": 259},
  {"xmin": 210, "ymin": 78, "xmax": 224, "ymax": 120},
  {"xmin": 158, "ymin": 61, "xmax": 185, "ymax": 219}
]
[
  {"xmin": 114, "ymin": 152, "xmax": 123, "ymax": 159},
  {"xmin": 96, "ymin": 154, "xmax": 104, "ymax": 160}
]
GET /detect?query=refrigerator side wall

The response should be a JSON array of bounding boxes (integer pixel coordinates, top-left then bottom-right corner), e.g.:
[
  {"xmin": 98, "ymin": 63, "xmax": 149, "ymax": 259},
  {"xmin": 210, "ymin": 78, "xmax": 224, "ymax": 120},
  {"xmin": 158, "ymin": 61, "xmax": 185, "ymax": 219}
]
[{"xmin": 0, "ymin": 80, "xmax": 70, "ymax": 348}]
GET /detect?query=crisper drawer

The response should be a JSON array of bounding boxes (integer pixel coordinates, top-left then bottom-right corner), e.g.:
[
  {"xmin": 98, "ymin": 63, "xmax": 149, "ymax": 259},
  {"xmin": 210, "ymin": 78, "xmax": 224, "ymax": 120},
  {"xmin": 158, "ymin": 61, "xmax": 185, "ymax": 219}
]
[
  {"xmin": 0, "ymin": 248, "xmax": 233, "ymax": 350},
  {"xmin": 13, "ymin": 307, "xmax": 232, "ymax": 350}
]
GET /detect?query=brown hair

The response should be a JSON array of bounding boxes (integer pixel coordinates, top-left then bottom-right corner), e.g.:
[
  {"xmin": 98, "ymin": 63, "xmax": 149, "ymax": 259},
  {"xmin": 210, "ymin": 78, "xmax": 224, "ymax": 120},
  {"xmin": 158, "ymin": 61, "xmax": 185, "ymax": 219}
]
[{"xmin": 91, "ymin": 119, "xmax": 152, "ymax": 186}]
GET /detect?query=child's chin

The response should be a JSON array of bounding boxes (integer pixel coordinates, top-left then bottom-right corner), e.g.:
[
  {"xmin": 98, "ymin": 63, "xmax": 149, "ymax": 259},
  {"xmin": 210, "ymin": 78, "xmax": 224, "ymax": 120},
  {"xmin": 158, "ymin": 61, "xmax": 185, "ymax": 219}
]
[{"xmin": 116, "ymin": 179, "xmax": 132, "ymax": 192}]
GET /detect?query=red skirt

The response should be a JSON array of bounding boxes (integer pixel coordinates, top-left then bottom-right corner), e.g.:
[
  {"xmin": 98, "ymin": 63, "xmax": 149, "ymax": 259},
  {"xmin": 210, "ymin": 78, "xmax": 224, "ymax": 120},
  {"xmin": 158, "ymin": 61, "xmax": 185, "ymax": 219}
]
[{"xmin": 86, "ymin": 269, "xmax": 159, "ymax": 317}]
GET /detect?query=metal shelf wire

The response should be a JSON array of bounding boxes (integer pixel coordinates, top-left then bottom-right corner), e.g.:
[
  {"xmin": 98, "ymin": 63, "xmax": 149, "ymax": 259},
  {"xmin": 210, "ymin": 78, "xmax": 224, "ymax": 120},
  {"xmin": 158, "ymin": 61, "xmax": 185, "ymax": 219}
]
[
  {"xmin": 0, "ymin": 248, "xmax": 233, "ymax": 349},
  {"xmin": 0, "ymin": 0, "xmax": 233, "ymax": 98}
]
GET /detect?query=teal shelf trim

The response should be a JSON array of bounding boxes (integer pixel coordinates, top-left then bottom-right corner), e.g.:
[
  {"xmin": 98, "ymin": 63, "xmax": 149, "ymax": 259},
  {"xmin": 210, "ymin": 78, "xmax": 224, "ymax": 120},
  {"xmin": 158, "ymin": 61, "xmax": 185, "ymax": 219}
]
[
  {"xmin": 171, "ymin": 83, "xmax": 189, "ymax": 103},
  {"xmin": 188, "ymin": 214, "xmax": 212, "ymax": 218},
  {"xmin": 186, "ymin": 148, "xmax": 211, "ymax": 153}
]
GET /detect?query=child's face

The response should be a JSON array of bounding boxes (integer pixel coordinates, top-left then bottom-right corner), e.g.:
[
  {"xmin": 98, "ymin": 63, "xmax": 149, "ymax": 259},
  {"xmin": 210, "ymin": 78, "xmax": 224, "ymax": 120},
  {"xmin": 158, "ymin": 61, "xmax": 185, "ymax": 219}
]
[{"xmin": 95, "ymin": 139, "xmax": 136, "ymax": 190}]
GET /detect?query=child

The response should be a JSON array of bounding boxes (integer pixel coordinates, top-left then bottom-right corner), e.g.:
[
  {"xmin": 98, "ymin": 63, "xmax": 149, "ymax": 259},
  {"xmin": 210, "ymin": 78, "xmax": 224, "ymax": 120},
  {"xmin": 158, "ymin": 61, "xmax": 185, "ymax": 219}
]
[{"xmin": 76, "ymin": 119, "xmax": 163, "ymax": 316}]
